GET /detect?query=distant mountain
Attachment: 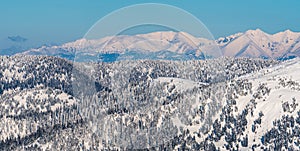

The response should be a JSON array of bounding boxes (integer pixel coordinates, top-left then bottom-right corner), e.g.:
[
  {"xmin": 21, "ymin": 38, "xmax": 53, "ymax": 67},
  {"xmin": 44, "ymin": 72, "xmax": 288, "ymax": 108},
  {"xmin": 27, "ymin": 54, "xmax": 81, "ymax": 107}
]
[
  {"xmin": 218, "ymin": 29, "xmax": 300, "ymax": 60},
  {"xmin": 20, "ymin": 31, "xmax": 217, "ymax": 61},
  {"xmin": 18, "ymin": 29, "xmax": 300, "ymax": 61}
]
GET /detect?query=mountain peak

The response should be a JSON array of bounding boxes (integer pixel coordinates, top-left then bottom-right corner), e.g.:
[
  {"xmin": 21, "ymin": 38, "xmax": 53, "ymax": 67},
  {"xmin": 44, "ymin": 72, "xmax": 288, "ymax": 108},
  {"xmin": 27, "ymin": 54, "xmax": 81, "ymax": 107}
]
[
  {"xmin": 285, "ymin": 29, "xmax": 292, "ymax": 32},
  {"xmin": 245, "ymin": 28, "xmax": 266, "ymax": 35},
  {"xmin": 273, "ymin": 29, "xmax": 300, "ymax": 38},
  {"xmin": 281, "ymin": 29, "xmax": 300, "ymax": 36}
]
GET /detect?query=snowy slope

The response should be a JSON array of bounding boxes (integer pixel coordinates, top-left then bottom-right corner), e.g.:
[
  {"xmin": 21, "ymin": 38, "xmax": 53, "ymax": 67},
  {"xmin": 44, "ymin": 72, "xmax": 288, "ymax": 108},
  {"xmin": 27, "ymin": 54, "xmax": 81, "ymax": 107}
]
[
  {"xmin": 236, "ymin": 58, "xmax": 300, "ymax": 149},
  {"xmin": 196, "ymin": 58, "xmax": 300, "ymax": 150}
]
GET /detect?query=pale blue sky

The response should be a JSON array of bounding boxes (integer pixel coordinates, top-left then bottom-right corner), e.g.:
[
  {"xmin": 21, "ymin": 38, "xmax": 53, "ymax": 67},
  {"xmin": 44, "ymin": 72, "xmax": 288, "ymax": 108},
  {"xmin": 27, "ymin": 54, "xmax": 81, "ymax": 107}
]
[{"xmin": 1, "ymin": 0, "xmax": 299, "ymax": 49}]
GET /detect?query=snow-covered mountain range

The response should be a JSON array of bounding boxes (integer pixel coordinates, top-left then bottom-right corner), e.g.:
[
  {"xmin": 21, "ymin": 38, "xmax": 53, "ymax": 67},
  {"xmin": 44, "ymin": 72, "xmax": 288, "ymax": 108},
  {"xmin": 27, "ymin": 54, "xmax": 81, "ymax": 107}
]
[{"xmin": 16, "ymin": 29, "xmax": 300, "ymax": 61}]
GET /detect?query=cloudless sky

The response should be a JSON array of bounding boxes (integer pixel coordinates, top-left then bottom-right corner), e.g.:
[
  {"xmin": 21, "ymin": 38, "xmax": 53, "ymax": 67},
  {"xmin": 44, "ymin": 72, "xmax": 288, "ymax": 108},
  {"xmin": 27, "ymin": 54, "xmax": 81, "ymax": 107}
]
[{"xmin": 1, "ymin": 0, "xmax": 300, "ymax": 49}]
